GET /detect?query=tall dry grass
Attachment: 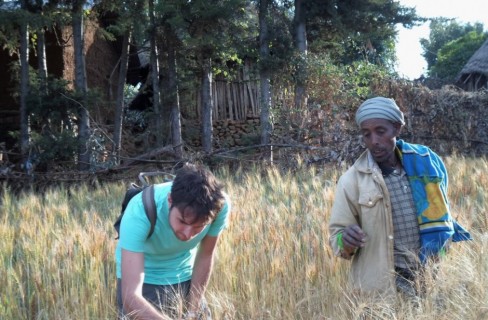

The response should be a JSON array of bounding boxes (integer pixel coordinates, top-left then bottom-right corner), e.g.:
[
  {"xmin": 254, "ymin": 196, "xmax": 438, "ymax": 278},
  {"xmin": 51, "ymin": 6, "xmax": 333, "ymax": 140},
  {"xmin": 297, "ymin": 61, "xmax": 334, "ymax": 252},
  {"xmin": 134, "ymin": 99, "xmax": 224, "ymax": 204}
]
[{"xmin": 0, "ymin": 156, "xmax": 487, "ymax": 319}]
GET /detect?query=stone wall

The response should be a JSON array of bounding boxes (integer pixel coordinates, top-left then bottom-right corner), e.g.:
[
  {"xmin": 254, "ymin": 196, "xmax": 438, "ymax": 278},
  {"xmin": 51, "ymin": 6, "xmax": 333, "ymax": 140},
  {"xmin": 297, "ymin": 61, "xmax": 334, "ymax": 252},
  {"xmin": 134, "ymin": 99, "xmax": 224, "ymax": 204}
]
[
  {"xmin": 183, "ymin": 118, "xmax": 261, "ymax": 149},
  {"xmin": 309, "ymin": 87, "xmax": 488, "ymax": 164},
  {"xmin": 182, "ymin": 87, "xmax": 488, "ymax": 164},
  {"xmin": 394, "ymin": 87, "xmax": 488, "ymax": 156}
]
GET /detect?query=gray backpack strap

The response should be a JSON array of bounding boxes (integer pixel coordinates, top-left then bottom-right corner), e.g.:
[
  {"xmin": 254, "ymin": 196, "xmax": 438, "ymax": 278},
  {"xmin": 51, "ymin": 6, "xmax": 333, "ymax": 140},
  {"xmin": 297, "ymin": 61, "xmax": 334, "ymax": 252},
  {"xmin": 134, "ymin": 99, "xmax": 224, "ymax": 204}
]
[{"xmin": 141, "ymin": 185, "xmax": 157, "ymax": 239}]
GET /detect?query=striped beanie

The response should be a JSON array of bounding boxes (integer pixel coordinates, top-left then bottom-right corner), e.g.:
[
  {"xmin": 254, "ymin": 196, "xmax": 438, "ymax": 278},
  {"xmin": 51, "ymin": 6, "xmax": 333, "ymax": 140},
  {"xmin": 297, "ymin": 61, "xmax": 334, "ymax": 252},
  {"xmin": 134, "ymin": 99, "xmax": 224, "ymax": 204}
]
[{"xmin": 355, "ymin": 97, "xmax": 405, "ymax": 126}]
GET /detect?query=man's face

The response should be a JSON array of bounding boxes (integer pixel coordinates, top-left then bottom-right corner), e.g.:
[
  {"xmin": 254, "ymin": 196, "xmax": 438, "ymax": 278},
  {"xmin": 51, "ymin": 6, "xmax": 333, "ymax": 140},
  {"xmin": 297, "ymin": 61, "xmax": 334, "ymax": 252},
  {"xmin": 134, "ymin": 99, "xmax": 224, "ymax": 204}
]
[
  {"xmin": 360, "ymin": 118, "xmax": 401, "ymax": 164},
  {"xmin": 168, "ymin": 195, "xmax": 209, "ymax": 241}
]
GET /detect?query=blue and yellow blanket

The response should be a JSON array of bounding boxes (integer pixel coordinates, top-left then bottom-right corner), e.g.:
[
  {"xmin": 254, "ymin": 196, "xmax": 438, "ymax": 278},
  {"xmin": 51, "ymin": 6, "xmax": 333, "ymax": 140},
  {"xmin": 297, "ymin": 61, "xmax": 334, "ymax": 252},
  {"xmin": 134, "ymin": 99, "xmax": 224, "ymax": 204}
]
[{"xmin": 396, "ymin": 140, "xmax": 472, "ymax": 263}]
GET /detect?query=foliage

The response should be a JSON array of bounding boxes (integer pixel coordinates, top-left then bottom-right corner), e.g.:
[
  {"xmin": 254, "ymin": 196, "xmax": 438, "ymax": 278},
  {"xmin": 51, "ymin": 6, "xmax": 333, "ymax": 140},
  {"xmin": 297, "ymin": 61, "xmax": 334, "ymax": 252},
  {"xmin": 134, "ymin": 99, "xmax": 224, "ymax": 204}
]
[
  {"xmin": 96, "ymin": 0, "xmax": 147, "ymax": 41},
  {"xmin": 256, "ymin": 2, "xmax": 294, "ymax": 74},
  {"xmin": 430, "ymin": 31, "xmax": 488, "ymax": 81},
  {"xmin": 0, "ymin": 0, "xmax": 446, "ymax": 170},
  {"xmin": 21, "ymin": 72, "xmax": 109, "ymax": 171},
  {"xmin": 124, "ymin": 83, "xmax": 149, "ymax": 131},
  {"xmin": 24, "ymin": 75, "xmax": 79, "ymax": 169},
  {"xmin": 305, "ymin": 0, "xmax": 421, "ymax": 68},
  {"xmin": 341, "ymin": 60, "xmax": 392, "ymax": 99},
  {"xmin": 0, "ymin": 0, "xmax": 72, "ymax": 55},
  {"xmin": 190, "ymin": 0, "xmax": 250, "ymax": 77},
  {"xmin": 275, "ymin": 52, "xmax": 393, "ymax": 128},
  {"xmin": 421, "ymin": 18, "xmax": 485, "ymax": 75}
]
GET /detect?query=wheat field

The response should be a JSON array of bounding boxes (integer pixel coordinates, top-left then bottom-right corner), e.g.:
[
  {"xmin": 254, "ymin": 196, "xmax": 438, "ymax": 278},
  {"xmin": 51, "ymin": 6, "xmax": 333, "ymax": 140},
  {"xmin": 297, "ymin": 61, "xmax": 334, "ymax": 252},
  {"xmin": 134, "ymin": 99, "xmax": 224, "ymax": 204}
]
[{"xmin": 1, "ymin": 156, "xmax": 487, "ymax": 319}]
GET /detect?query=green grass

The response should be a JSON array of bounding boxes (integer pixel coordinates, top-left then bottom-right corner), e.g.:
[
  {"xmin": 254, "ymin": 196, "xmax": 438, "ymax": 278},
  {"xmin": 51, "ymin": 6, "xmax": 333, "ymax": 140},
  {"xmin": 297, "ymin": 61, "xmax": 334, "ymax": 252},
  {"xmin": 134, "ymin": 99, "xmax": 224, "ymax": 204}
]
[{"xmin": 1, "ymin": 156, "xmax": 487, "ymax": 319}]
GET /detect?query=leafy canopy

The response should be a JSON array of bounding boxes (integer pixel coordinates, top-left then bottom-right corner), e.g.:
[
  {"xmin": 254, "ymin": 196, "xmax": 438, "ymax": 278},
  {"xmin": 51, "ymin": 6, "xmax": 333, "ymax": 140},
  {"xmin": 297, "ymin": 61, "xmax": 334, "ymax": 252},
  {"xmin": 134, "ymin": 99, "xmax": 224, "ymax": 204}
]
[
  {"xmin": 420, "ymin": 18, "xmax": 485, "ymax": 72},
  {"xmin": 430, "ymin": 30, "xmax": 488, "ymax": 81}
]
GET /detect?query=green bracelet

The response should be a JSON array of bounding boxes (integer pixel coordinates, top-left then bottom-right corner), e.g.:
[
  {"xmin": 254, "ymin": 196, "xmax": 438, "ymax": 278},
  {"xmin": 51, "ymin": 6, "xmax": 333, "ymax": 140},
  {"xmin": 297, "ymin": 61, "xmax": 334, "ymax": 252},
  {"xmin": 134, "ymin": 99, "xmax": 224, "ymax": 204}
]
[{"xmin": 337, "ymin": 232, "xmax": 344, "ymax": 250}]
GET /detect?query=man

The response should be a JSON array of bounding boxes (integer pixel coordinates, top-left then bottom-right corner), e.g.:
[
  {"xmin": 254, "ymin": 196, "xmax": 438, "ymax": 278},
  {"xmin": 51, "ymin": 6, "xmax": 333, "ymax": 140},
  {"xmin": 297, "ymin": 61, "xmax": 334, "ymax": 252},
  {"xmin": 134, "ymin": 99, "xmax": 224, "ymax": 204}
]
[
  {"xmin": 115, "ymin": 164, "xmax": 231, "ymax": 319},
  {"xmin": 328, "ymin": 97, "xmax": 471, "ymax": 299}
]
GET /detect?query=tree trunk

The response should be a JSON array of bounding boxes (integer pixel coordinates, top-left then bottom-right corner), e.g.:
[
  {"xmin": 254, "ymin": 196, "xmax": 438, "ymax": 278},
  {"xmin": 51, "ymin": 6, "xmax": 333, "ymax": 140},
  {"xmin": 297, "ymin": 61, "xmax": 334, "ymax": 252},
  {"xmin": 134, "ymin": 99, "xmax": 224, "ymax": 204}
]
[
  {"xmin": 259, "ymin": 0, "xmax": 272, "ymax": 161},
  {"xmin": 113, "ymin": 31, "xmax": 131, "ymax": 165},
  {"xmin": 293, "ymin": 0, "xmax": 308, "ymax": 110},
  {"xmin": 73, "ymin": 0, "xmax": 90, "ymax": 171},
  {"xmin": 149, "ymin": 0, "xmax": 163, "ymax": 146},
  {"xmin": 19, "ymin": 8, "xmax": 30, "ymax": 166},
  {"xmin": 200, "ymin": 57, "xmax": 213, "ymax": 154},
  {"xmin": 167, "ymin": 30, "xmax": 183, "ymax": 159},
  {"xmin": 33, "ymin": 1, "xmax": 47, "ymax": 93},
  {"xmin": 37, "ymin": 29, "xmax": 48, "ymax": 91}
]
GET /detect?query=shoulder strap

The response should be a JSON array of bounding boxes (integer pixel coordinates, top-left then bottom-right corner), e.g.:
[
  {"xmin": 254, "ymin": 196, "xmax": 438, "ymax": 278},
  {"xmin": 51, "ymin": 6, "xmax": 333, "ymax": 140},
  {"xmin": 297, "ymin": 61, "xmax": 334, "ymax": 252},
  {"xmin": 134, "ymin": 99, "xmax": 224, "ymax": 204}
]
[{"xmin": 141, "ymin": 185, "xmax": 157, "ymax": 239}]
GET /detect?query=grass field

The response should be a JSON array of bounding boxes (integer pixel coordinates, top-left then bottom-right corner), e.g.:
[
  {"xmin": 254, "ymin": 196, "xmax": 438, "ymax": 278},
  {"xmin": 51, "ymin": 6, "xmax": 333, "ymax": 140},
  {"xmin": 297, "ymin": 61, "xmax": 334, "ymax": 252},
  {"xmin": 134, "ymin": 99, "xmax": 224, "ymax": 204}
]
[{"xmin": 1, "ymin": 156, "xmax": 487, "ymax": 319}]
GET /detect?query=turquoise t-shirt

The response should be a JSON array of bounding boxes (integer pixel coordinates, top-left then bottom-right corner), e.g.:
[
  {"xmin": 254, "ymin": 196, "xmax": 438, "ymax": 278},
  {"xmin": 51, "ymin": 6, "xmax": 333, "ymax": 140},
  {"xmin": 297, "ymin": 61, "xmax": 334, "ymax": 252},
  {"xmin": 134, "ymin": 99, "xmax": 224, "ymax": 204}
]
[{"xmin": 115, "ymin": 182, "xmax": 231, "ymax": 285}]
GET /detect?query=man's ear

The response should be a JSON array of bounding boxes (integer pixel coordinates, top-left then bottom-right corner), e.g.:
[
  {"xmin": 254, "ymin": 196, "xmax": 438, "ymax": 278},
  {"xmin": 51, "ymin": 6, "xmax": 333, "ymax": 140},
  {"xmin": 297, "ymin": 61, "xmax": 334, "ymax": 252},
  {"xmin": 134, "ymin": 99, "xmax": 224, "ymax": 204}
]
[
  {"xmin": 394, "ymin": 122, "xmax": 403, "ymax": 136},
  {"xmin": 167, "ymin": 193, "xmax": 172, "ymax": 206}
]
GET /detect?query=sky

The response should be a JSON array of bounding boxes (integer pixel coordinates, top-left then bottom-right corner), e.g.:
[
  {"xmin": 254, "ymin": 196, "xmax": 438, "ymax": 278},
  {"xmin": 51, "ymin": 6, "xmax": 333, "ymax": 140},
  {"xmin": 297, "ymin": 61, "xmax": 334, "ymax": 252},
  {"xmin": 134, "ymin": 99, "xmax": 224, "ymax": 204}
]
[{"xmin": 395, "ymin": 0, "xmax": 488, "ymax": 80}]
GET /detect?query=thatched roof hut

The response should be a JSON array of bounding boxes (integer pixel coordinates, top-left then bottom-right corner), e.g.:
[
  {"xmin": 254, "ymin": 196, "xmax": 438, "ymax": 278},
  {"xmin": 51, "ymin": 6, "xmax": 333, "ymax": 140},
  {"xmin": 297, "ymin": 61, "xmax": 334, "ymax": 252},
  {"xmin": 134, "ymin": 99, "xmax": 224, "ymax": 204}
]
[{"xmin": 456, "ymin": 38, "xmax": 488, "ymax": 91}]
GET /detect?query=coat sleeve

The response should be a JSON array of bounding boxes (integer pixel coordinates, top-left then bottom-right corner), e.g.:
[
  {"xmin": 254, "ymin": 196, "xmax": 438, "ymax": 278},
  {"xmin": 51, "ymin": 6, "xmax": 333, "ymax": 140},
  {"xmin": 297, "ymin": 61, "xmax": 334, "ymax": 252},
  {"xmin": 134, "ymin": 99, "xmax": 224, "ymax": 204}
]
[{"xmin": 328, "ymin": 171, "xmax": 361, "ymax": 260}]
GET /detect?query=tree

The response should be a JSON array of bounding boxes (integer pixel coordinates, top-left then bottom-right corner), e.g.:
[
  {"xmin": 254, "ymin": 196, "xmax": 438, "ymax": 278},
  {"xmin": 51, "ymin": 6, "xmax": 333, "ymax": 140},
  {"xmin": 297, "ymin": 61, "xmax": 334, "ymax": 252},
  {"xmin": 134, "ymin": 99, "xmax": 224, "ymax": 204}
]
[
  {"xmin": 293, "ymin": 0, "xmax": 307, "ymax": 110},
  {"xmin": 430, "ymin": 30, "xmax": 488, "ymax": 81},
  {"xmin": 112, "ymin": 30, "xmax": 131, "ymax": 164},
  {"xmin": 259, "ymin": 0, "xmax": 272, "ymax": 157},
  {"xmin": 164, "ymin": 23, "xmax": 183, "ymax": 159},
  {"xmin": 420, "ymin": 19, "xmax": 484, "ymax": 71},
  {"xmin": 148, "ymin": 0, "xmax": 163, "ymax": 148},
  {"xmin": 420, "ymin": 18, "xmax": 485, "ymax": 77},
  {"xmin": 19, "ymin": 1, "xmax": 30, "ymax": 165},
  {"xmin": 153, "ymin": 1, "xmax": 185, "ymax": 158},
  {"xmin": 180, "ymin": 0, "xmax": 248, "ymax": 154},
  {"xmin": 72, "ymin": 0, "xmax": 91, "ymax": 170},
  {"xmin": 253, "ymin": 0, "xmax": 293, "ymax": 155},
  {"xmin": 278, "ymin": 0, "xmax": 419, "ymax": 113},
  {"xmin": 32, "ymin": 0, "xmax": 48, "ymax": 91},
  {"xmin": 103, "ymin": 0, "xmax": 146, "ymax": 164},
  {"xmin": 305, "ymin": 0, "xmax": 419, "ymax": 67}
]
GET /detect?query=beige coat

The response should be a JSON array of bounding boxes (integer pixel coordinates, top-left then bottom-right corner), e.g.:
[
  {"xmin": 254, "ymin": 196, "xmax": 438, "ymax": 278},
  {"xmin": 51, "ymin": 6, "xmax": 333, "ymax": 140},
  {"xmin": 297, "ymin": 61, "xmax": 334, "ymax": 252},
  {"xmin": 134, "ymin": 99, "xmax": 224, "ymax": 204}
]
[{"xmin": 329, "ymin": 150, "xmax": 397, "ymax": 296}]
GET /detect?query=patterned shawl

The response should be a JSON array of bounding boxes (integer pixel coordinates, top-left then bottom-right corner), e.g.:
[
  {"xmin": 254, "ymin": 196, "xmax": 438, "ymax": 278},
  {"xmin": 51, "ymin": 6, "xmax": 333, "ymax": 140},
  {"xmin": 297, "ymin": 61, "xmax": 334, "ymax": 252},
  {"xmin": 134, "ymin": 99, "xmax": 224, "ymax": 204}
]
[{"xmin": 396, "ymin": 140, "xmax": 472, "ymax": 263}]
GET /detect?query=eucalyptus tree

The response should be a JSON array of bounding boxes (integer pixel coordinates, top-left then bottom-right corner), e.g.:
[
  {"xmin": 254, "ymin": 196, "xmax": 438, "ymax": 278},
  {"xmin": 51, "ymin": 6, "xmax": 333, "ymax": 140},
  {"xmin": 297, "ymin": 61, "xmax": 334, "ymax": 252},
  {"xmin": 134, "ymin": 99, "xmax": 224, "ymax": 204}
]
[
  {"xmin": 292, "ymin": 0, "xmax": 307, "ymax": 109},
  {"xmin": 29, "ymin": 0, "xmax": 48, "ymax": 90},
  {"xmin": 254, "ymin": 0, "xmax": 293, "ymax": 150},
  {"xmin": 70, "ymin": 0, "xmax": 91, "ymax": 170},
  {"xmin": 259, "ymin": 0, "xmax": 272, "ymax": 153},
  {"xmin": 19, "ymin": 0, "xmax": 31, "ymax": 165},
  {"xmin": 148, "ymin": 0, "xmax": 163, "ymax": 149},
  {"xmin": 0, "ymin": 1, "xmax": 34, "ymax": 165},
  {"xmin": 152, "ymin": 1, "xmax": 185, "ymax": 159},
  {"xmin": 288, "ymin": 0, "xmax": 419, "ymax": 83},
  {"xmin": 163, "ymin": 22, "xmax": 183, "ymax": 158},
  {"xmin": 177, "ymin": 0, "xmax": 248, "ymax": 154},
  {"xmin": 0, "ymin": 0, "xmax": 78, "ymax": 168},
  {"xmin": 112, "ymin": 24, "xmax": 132, "ymax": 165},
  {"xmin": 98, "ymin": 0, "xmax": 147, "ymax": 164}
]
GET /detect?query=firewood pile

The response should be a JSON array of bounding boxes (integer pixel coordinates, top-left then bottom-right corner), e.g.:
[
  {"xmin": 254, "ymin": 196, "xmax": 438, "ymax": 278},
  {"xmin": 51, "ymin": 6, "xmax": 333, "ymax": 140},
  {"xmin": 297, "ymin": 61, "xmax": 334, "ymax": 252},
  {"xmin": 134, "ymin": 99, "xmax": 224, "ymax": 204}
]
[{"xmin": 183, "ymin": 119, "xmax": 261, "ymax": 148}]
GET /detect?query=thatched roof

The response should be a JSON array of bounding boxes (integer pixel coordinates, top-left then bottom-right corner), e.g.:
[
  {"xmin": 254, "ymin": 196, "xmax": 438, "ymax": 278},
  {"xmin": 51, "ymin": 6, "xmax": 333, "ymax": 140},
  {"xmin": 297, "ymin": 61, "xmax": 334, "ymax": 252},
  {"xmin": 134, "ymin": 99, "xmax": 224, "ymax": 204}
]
[{"xmin": 457, "ymin": 38, "xmax": 488, "ymax": 80}]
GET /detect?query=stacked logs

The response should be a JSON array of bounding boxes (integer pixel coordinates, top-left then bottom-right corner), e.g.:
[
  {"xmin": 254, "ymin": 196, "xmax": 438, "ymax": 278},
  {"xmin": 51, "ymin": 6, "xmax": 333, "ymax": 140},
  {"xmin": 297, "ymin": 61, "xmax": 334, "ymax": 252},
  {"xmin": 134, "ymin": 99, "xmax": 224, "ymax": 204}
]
[{"xmin": 183, "ymin": 119, "xmax": 261, "ymax": 148}]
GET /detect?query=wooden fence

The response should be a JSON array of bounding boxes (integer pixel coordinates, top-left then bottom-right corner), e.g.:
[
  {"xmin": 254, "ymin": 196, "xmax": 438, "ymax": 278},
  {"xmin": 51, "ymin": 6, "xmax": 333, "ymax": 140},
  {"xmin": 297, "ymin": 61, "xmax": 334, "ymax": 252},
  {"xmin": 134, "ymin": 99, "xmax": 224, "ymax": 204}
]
[{"xmin": 186, "ymin": 64, "xmax": 262, "ymax": 121}]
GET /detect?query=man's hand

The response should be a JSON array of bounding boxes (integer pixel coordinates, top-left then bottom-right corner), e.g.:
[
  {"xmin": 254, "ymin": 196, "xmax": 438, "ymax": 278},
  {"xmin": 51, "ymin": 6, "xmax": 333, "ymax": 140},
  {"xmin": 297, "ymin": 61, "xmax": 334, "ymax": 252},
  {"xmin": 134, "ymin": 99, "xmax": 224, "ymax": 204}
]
[
  {"xmin": 121, "ymin": 249, "xmax": 171, "ymax": 319},
  {"xmin": 187, "ymin": 235, "xmax": 219, "ymax": 317},
  {"xmin": 342, "ymin": 224, "xmax": 368, "ymax": 253}
]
